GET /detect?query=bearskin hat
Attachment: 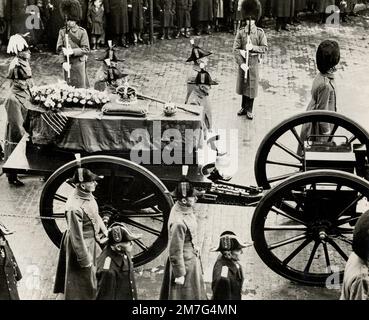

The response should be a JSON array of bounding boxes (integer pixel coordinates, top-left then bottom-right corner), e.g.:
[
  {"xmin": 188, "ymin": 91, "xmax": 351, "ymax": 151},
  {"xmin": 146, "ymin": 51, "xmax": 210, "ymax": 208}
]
[
  {"xmin": 316, "ymin": 40, "xmax": 340, "ymax": 74},
  {"xmin": 241, "ymin": 0, "xmax": 262, "ymax": 21},
  {"xmin": 352, "ymin": 210, "xmax": 369, "ymax": 261},
  {"xmin": 60, "ymin": 0, "xmax": 82, "ymax": 22}
]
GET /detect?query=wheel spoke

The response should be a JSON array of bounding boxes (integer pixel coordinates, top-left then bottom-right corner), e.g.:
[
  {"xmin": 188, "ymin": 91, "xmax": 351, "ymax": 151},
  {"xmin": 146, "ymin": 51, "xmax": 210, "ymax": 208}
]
[
  {"xmin": 290, "ymin": 127, "xmax": 304, "ymax": 149},
  {"xmin": 322, "ymin": 242, "xmax": 332, "ymax": 273},
  {"xmin": 327, "ymin": 124, "xmax": 339, "ymax": 142},
  {"xmin": 336, "ymin": 227, "xmax": 355, "ymax": 234},
  {"xmin": 348, "ymin": 135, "xmax": 357, "ymax": 144},
  {"xmin": 121, "ymin": 217, "xmax": 161, "ymax": 236},
  {"xmin": 268, "ymin": 234, "xmax": 307, "ymax": 250},
  {"xmin": 270, "ymin": 206, "xmax": 307, "ymax": 226},
  {"xmin": 264, "ymin": 225, "xmax": 307, "ymax": 231},
  {"xmin": 282, "ymin": 238, "xmax": 312, "ymax": 266},
  {"xmin": 134, "ymin": 238, "xmax": 149, "ymax": 251},
  {"xmin": 274, "ymin": 142, "xmax": 304, "ymax": 162},
  {"xmin": 266, "ymin": 160, "xmax": 303, "ymax": 169},
  {"xmin": 336, "ymin": 194, "xmax": 364, "ymax": 219},
  {"xmin": 50, "ymin": 213, "xmax": 65, "ymax": 219},
  {"xmin": 304, "ymin": 241, "xmax": 320, "ymax": 273},
  {"xmin": 327, "ymin": 238, "xmax": 348, "ymax": 261},
  {"xmin": 54, "ymin": 194, "xmax": 67, "ymax": 203},
  {"xmin": 335, "ymin": 235, "xmax": 353, "ymax": 245},
  {"xmin": 336, "ymin": 216, "xmax": 360, "ymax": 226},
  {"xmin": 131, "ymin": 193, "xmax": 157, "ymax": 208}
]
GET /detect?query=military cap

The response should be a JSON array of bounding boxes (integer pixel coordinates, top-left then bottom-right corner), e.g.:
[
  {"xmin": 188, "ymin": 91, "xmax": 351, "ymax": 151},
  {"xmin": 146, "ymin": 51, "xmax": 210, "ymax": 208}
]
[
  {"xmin": 60, "ymin": 0, "xmax": 82, "ymax": 22},
  {"xmin": 241, "ymin": 0, "xmax": 262, "ymax": 21},
  {"xmin": 68, "ymin": 168, "xmax": 104, "ymax": 184}
]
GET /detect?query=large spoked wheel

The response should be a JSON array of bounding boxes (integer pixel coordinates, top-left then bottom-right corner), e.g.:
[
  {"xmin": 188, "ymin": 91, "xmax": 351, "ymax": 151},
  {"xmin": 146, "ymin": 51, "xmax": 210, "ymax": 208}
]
[
  {"xmin": 255, "ymin": 111, "xmax": 369, "ymax": 189},
  {"xmin": 40, "ymin": 156, "xmax": 174, "ymax": 267},
  {"xmin": 251, "ymin": 170, "xmax": 369, "ymax": 286}
]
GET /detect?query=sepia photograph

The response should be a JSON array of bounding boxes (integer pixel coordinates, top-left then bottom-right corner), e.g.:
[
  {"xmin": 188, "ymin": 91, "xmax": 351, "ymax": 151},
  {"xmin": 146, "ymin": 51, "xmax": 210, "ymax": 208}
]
[{"xmin": 0, "ymin": 0, "xmax": 369, "ymax": 308}]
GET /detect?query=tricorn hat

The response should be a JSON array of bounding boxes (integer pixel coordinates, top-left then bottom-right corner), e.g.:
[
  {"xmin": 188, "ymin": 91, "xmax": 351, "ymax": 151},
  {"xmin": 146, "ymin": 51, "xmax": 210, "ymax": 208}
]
[
  {"xmin": 352, "ymin": 210, "xmax": 369, "ymax": 261},
  {"xmin": 211, "ymin": 231, "xmax": 250, "ymax": 252},
  {"xmin": 316, "ymin": 40, "xmax": 340, "ymax": 74},
  {"xmin": 241, "ymin": 0, "xmax": 262, "ymax": 21},
  {"xmin": 170, "ymin": 166, "xmax": 202, "ymax": 199},
  {"xmin": 108, "ymin": 222, "xmax": 142, "ymax": 244},
  {"xmin": 60, "ymin": 0, "xmax": 82, "ymax": 22},
  {"xmin": 186, "ymin": 39, "xmax": 212, "ymax": 63},
  {"xmin": 68, "ymin": 168, "xmax": 104, "ymax": 184}
]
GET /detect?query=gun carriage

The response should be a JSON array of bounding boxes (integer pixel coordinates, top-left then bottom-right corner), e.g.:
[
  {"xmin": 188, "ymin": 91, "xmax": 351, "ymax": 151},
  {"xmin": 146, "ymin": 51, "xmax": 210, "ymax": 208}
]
[{"xmin": 3, "ymin": 104, "xmax": 369, "ymax": 287}]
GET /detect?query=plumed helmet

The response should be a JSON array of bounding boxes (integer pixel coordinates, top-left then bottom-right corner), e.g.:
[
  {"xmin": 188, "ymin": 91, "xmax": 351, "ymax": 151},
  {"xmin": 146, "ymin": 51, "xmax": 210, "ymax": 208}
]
[
  {"xmin": 211, "ymin": 231, "xmax": 250, "ymax": 252},
  {"xmin": 352, "ymin": 210, "xmax": 369, "ymax": 261},
  {"xmin": 7, "ymin": 34, "xmax": 29, "ymax": 55},
  {"xmin": 241, "ymin": 0, "xmax": 262, "ymax": 21},
  {"xmin": 60, "ymin": 0, "xmax": 82, "ymax": 22},
  {"xmin": 316, "ymin": 40, "xmax": 340, "ymax": 74}
]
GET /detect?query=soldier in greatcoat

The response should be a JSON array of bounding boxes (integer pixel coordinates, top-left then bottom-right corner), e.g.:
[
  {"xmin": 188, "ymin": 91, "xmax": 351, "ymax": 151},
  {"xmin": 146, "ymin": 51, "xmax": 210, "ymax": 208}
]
[
  {"xmin": 128, "ymin": 0, "xmax": 147, "ymax": 44},
  {"xmin": 298, "ymin": 40, "xmax": 340, "ymax": 154},
  {"xmin": 96, "ymin": 223, "xmax": 141, "ymax": 300},
  {"xmin": 57, "ymin": 0, "xmax": 90, "ymax": 88},
  {"xmin": 211, "ymin": 231, "xmax": 249, "ymax": 300},
  {"xmin": 53, "ymin": 167, "xmax": 108, "ymax": 300},
  {"xmin": 233, "ymin": 0, "xmax": 267, "ymax": 120},
  {"xmin": 160, "ymin": 177, "xmax": 207, "ymax": 300},
  {"xmin": 195, "ymin": 0, "xmax": 213, "ymax": 35},
  {"xmin": 0, "ymin": 223, "xmax": 22, "ymax": 300}
]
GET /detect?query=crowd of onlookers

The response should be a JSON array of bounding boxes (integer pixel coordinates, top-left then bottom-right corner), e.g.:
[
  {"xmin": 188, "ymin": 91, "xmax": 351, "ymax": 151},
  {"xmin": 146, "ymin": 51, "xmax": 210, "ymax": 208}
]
[{"xmin": 0, "ymin": 0, "xmax": 367, "ymax": 52}]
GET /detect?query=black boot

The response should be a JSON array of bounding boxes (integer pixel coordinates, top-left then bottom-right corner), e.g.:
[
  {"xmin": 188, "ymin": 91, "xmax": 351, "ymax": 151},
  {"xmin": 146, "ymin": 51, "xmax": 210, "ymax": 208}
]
[
  {"xmin": 245, "ymin": 97, "xmax": 255, "ymax": 120},
  {"xmin": 7, "ymin": 174, "xmax": 24, "ymax": 187}
]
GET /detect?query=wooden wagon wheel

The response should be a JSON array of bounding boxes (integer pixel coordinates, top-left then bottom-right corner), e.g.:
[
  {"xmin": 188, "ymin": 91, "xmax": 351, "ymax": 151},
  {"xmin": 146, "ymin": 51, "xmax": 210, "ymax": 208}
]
[
  {"xmin": 251, "ymin": 170, "xmax": 369, "ymax": 286},
  {"xmin": 40, "ymin": 156, "xmax": 174, "ymax": 267},
  {"xmin": 255, "ymin": 111, "xmax": 369, "ymax": 189}
]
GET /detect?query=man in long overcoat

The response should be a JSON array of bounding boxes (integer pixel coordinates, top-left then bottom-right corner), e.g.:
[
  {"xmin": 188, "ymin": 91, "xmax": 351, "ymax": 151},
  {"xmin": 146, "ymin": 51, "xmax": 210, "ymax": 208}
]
[
  {"xmin": 104, "ymin": 0, "xmax": 129, "ymax": 46},
  {"xmin": 176, "ymin": 0, "xmax": 192, "ymax": 38},
  {"xmin": 54, "ymin": 168, "xmax": 108, "ymax": 300},
  {"xmin": 272, "ymin": 0, "xmax": 294, "ymax": 31},
  {"xmin": 156, "ymin": 0, "xmax": 176, "ymax": 40},
  {"xmin": 196, "ymin": 0, "xmax": 213, "ymax": 35},
  {"xmin": 160, "ymin": 179, "xmax": 207, "ymax": 300}
]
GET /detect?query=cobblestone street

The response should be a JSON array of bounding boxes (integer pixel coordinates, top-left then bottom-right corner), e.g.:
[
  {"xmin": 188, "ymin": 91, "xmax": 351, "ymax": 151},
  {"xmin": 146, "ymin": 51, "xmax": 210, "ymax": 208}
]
[{"xmin": 1, "ymin": 12, "xmax": 369, "ymax": 300}]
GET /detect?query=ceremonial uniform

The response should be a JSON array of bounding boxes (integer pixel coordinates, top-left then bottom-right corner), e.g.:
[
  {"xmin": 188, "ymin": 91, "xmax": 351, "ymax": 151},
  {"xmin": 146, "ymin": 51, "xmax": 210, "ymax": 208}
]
[
  {"xmin": 54, "ymin": 187, "xmax": 108, "ymax": 300},
  {"xmin": 96, "ymin": 246, "xmax": 137, "ymax": 300},
  {"xmin": 0, "ymin": 225, "xmax": 22, "ymax": 300},
  {"xmin": 233, "ymin": 23, "xmax": 267, "ymax": 114},
  {"xmin": 212, "ymin": 254, "xmax": 244, "ymax": 300},
  {"xmin": 56, "ymin": 25, "xmax": 90, "ymax": 88},
  {"xmin": 186, "ymin": 85, "xmax": 213, "ymax": 130},
  {"xmin": 160, "ymin": 202, "xmax": 207, "ymax": 300}
]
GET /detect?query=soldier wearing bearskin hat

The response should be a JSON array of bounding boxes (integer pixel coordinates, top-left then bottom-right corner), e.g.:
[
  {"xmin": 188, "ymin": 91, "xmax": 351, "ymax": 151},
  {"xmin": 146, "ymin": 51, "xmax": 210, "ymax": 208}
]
[
  {"xmin": 233, "ymin": 0, "xmax": 267, "ymax": 120},
  {"xmin": 56, "ymin": 0, "xmax": 90, "ymax": 88},
  {"xmin": 299, "ymin": 39, "xmax": 340, "ymax": 154},
  {"xmin": 341, "ymin": 210, "xmax": 369, "ymax": 300}
]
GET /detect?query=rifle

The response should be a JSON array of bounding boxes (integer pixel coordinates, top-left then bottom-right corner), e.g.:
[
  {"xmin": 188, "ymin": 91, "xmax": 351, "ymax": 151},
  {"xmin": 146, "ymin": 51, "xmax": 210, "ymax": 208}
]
[
  {"xmin": 64, "ymin": 17, "xmax": 71, "ymax": 80},
  {"xmin": 244, "ymin": 17, "xmax": 252, "ymax": 83}
]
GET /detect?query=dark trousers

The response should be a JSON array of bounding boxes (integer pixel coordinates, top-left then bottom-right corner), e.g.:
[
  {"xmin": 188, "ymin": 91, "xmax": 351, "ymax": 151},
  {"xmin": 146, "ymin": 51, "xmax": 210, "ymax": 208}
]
[
  {"xmin": 275, "ymin": 17, "xmax": 288, "ymax": 30},
  {"xmin": 242, "ymin": 95, "xmax": 254, "ymax": 113}
]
